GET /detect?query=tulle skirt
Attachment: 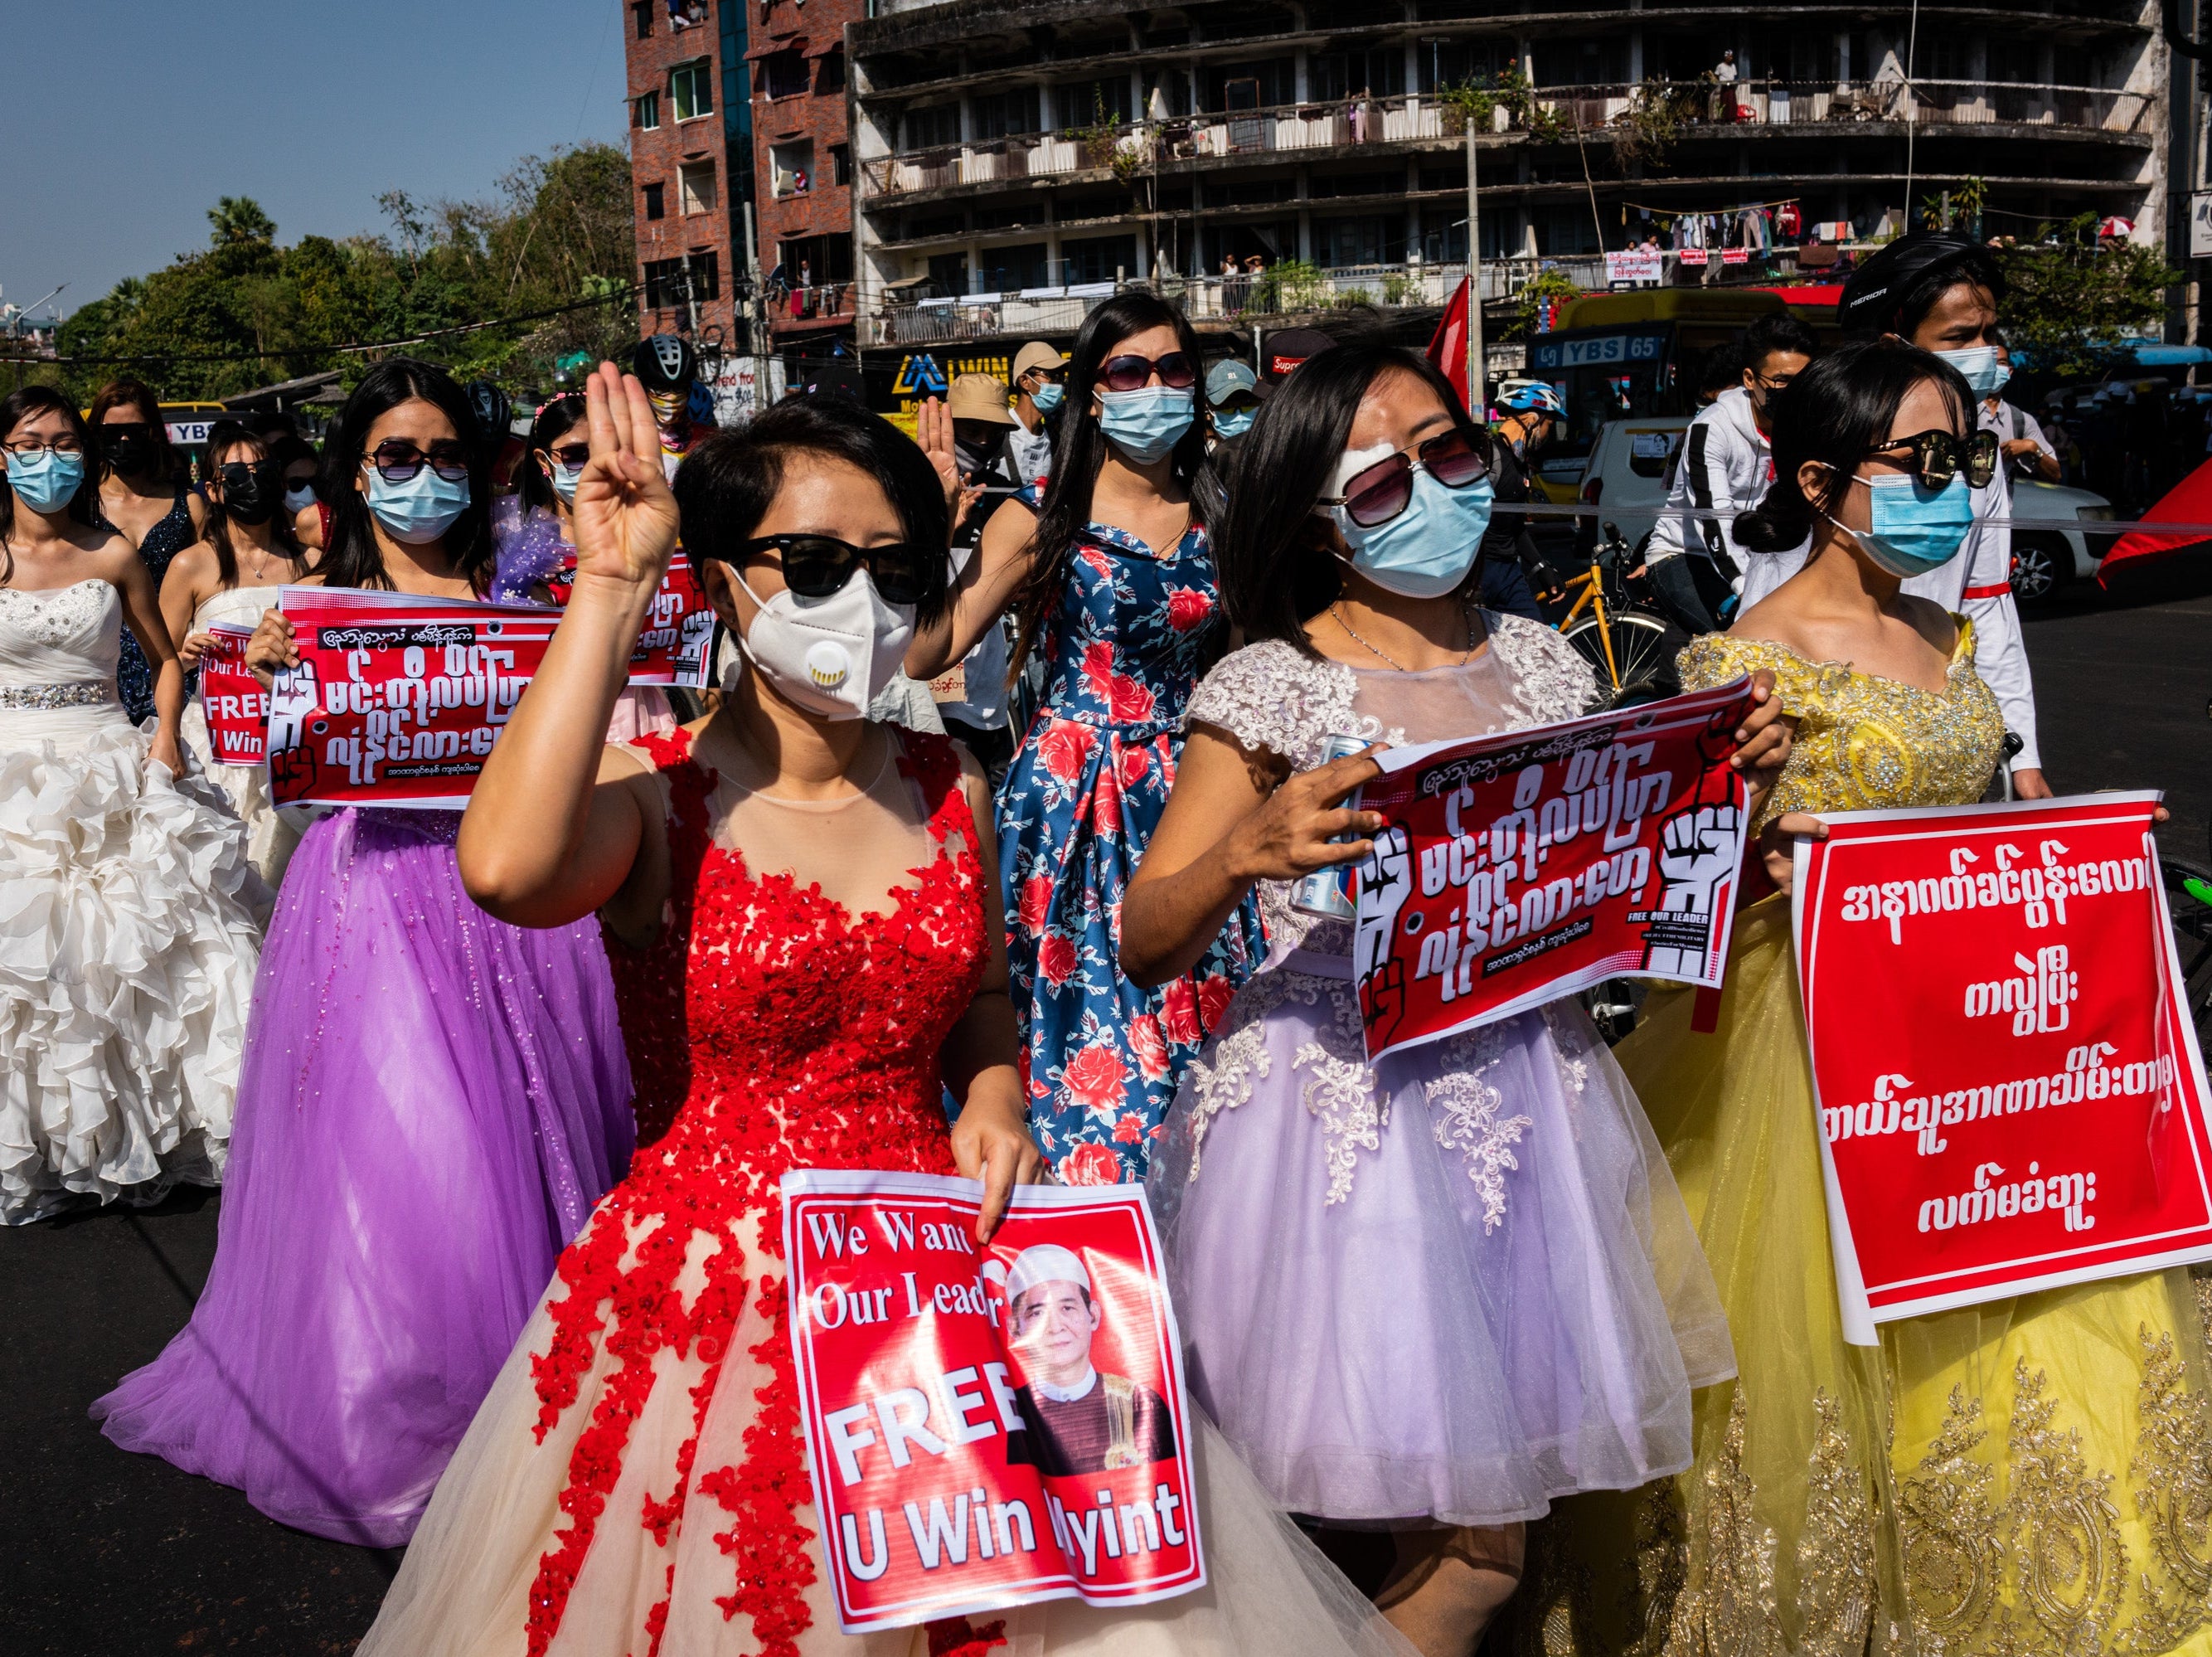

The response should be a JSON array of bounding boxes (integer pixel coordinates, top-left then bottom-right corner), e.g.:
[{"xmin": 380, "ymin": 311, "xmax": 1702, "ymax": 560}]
[
  {"xmin": 1147, "ymin": 952, "xmax": 1734, "ymax": 1530},
  {"xmin": 359, "ymin": 1189, "xmax": 1417, "ymax": 1657},
  {"xmin": 1515, "ymin": 895, "xmax": 2212, "ymax": 1654},
  {"xmin": 92, "ymin": 808, "xmax": 634, "ymax": 1546},
  {"xmin": 0, "ymin": 705, "xmax": 265, "ymax": 1223},
  {"xmin": 177, "ymin": 701, "xmax": 317, "ymax": 896}
]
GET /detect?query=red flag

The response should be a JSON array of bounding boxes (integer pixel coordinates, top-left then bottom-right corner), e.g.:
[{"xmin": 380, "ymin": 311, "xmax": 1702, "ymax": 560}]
[
  {"xmin": 1425, "ymin": 277, "xmax": 1471, "ymax": 411},
  {"xmin": 2098, "ymin": 454, "xmax": 2212, "ymax": 584}
]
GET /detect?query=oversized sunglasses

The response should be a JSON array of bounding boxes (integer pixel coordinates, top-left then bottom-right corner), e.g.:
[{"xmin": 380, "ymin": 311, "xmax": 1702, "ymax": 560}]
[
  {"xmin": 1098, "ymin": 352, "xmax": 1198, "ymax": 393},
  {"xmin": 728, "ymin": 533, "xmax": 930, "ymax": 605},
  {"xmin": 545, "ymin": 442, "xmax": 592, "ymax": 470},
  {"xmin": 216, "ymin": 459, "xmax": 284, "ymax": 493},
  {"xmin": 1317, "ymin": 430, "xmax": 1489, "ymax": 528},
  {"xmin": 1863, "ymin": 428, "xmax": 1998, "ymax": 491},
  {"xmin": 365, "ymin": 439, "xmax": 472, "ymax": 483}
]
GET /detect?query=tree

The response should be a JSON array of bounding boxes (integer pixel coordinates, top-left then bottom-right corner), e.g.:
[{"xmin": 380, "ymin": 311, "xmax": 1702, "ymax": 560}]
[
  {"xmin": 2001, "ymin": 214, "xmax": 2180, "ymax": 381},
  {"xmin": 207, "ymin": 196, "xmax": 278, "ymax": 247}
]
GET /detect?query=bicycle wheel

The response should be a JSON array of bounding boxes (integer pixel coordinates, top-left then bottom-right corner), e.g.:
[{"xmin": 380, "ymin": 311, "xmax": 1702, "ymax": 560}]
[
  {"xmin": 1561, "ymin": 610, "xmax": 1689, "ymax": 707},
  {"xmin": 2164, "ymin": 857, "xmax": 2212, "ymax": 1037}
]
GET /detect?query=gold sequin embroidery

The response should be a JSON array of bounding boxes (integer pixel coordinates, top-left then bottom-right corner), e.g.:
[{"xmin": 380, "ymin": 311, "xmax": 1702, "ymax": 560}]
[
  {"xmin": 1663, "ymin": 1386, "xmax": 1786, "ymax": 1654},
  {"xmin": 1797, "ymin": 1389, "xmax": 1882, "ymax": 1656},
  {"xmin": 2120, "ymin": 1326, "xmax": 2212, "ymax": 1650},
  {"xmin": 1900, "ymin": 1384, "xmax": 2006, "ymax": 1650},
  {"xmin": 2005, "ymin": 1358, "xmax": 2127, "ymax": 1649}
]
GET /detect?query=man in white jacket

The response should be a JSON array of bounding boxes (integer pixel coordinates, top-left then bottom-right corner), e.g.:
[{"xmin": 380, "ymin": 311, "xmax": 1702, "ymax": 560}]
[
  {"xmin": 1645, "ymin": 312, "xmax": 1818, "ymax": 633},
  {"xmin": 1737, "ymin": 231, "xmax": 2049, "ymax": 797}
]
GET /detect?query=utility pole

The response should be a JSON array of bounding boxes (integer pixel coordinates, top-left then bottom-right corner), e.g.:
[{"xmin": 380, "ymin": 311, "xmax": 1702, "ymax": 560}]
[
  {"xmin": 742, "ymin": 199, "xmax": 771, "ymax": 417},
  {"xmin": 1465, "ymin": 118, "xmax": 1487, "ymax": 418}
]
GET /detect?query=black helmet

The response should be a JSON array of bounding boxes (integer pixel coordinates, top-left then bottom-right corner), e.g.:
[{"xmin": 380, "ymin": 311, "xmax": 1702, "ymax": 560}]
[
  {"xmin": 633, "ymin": 333, "xmax": 698, "ymax": 392},
  {"xmin": 1839, "ymin": 231, "xmax": 2005, "ymax": 339},
  {"xmin": 463, "ymin": 380, "xmax": 513, "ymax": 449}
]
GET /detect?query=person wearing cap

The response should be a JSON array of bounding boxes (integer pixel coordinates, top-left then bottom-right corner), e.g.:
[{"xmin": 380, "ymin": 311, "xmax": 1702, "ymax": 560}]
[
  {"xmin": 929, "ymin": 373, "xmax": 1025, "ymax": 775},
  {"xmin": 1009, "ymin": 341, "xmax": 1066, "ymax": 486},
  {"xmin": 1001, "ymin": 1243, "xmax": 1175, "ymax": 1476},
  {"xmin": 1735, "ymin": 231, "xmax": 2049, "ymax": 797},
  {"xmin": 1205, "ymin": 358, "xmax": 1267, "ymax": 453},
  {"xmin": 1263, "ymin": 327, "xmax": 1337, "ymax": 384}
]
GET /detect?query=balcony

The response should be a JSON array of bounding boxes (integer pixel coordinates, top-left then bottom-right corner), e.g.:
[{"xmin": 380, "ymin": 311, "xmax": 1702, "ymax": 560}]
[{"xmin": 858, "ymin": 80, "xmax": 2153, "ymax": 203}]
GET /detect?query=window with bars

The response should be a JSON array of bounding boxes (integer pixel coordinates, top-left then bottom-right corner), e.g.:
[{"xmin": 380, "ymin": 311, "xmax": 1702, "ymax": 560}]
[
  {"xmin": 642, "ymin": 251, "xmax": 720, "ymax": 309},
  {"xmin": 904, "ymin": 102, "xmax": 963, "ymax": 148}
]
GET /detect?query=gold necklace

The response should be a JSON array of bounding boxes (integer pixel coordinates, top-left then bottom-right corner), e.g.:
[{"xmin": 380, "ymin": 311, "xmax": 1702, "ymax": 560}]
[{"xmin": 1331, "ymin": 599, "xmax": 1478, "ymax": 672}]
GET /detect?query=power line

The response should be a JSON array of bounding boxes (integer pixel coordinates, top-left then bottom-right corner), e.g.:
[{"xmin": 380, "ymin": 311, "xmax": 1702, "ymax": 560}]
[{"xmin": 0, "ymin": 285, "xmax": 644, "ymax": 370}]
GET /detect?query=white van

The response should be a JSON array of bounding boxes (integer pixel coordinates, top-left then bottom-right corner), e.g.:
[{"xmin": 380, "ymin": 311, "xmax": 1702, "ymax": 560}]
[{"xmin": 1576, "ymin": 415, "xmax": 2113, "ymax": 599}]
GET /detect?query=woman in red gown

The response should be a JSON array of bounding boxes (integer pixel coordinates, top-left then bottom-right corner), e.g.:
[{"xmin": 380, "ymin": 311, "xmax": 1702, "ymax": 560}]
[{"xmin": 359, "ymin": 367, "xmax": 1410, "ymax": 1657}]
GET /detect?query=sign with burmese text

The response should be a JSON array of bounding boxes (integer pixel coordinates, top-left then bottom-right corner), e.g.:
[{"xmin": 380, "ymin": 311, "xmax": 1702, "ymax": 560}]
[
  {"xmin": 782, "ymin": 1171, "xmax": 1203, "ymax": 1633},
  {"xmin": 542, "ymin": 550, "xmax": 715, "ymax": 688},
  {"xmin": 1351, "ymin": 678, "xmax": 1756, "ymax": 1062},
  {"xmin": 198, "ymin": 622, "xmax": 269, "ymax": 767},
  {"xmin": 1794, "ymin": 794, "xmax": 2212, "ymax": 1343},
  {"xmin": 267, "ymin": 588, "xmax": 561, "ymax": 809}
]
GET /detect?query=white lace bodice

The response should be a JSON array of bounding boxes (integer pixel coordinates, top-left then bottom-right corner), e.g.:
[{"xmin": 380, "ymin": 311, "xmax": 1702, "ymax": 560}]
[
  {"xmin": 1185, "ymin": 613, "xmax": 1599, "ymax": 952},
  {"xmin": 192, "ymin": 584, "xmax": 283, "ymax": 635},
  {"xmin": 0, "ymin": 579, "xmax": 122, "ymax": 690}
]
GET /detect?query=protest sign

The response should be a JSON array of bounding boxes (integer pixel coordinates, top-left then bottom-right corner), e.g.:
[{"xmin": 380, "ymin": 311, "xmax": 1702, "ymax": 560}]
[
  {"xmin": 1351, "ymin": 678, "xmax": 1757, "ymax": 1062},
  {"xmin": 1604, "ymin": 250, "xmax": 1664, "ymax": 286},
  {"xmin": 1794, "ymin": 794, "xmax": 2212, "ymax": 1342},
  {"xmin": 544, "ymin": 552, "xmax": 715, "ymax": 687},
  {"xmin": 783, "ymin": 1171, "xmax": 1203, "ymax": 1633},
  {"xmin": 266, "ymin": 588, "xmax": 561, "ymax": 809},
  {"xmin": 197, "ymin": 622, "xmax": 269, "ymax": 768}
]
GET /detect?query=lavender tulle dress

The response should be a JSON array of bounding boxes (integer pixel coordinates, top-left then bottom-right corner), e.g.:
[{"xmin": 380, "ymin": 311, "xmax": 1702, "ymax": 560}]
[
  {"xmin": 1146, "ymin": 620, "xmax": 1735, "ymax": 1529},
  {"xmin": 93, "ymin": 808, "xmax": 635, "ymax": 1545}
]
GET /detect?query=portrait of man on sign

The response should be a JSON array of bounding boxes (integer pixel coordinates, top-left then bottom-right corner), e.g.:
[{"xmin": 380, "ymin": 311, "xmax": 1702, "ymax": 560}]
[{"xmin": 997, "ymin": 1243, "xmax": 1174, "ymax": 1476}]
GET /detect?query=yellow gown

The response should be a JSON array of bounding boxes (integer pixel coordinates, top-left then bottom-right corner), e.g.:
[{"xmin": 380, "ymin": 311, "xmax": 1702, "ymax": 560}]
[{"xmin": 1498, "ymin": 622, "xmax": 2212, "ymax": 1656}]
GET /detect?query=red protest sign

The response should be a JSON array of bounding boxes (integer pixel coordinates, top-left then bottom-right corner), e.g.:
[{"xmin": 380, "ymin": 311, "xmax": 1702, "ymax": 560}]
[
  {"xmin": 782, "ymin": 1171, "xmax": 1204, "ymax": 1633},
  {"xmin": 1351, "ymin": 678, "xmax": 1755, "ymax": 1062},
  {"xmin": 545, "ymin": 551, "xmax": 714, "ymax": 688},
  {"xmin": 1794, "ymin": 794, "xmax": 2212, "ymax": 1339},
  {"xmin": 266, "ymin": 588, "xmax": 562, "ymax": 809},
  {"xmin": 197, "ymin": 622, "xmax": 268, "ymax": 768}
]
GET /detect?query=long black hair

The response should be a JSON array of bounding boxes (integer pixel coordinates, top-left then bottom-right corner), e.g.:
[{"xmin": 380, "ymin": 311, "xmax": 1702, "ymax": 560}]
[
  {"xmin": 1215, "ymin": 343, "xmax": 1489, "ymax": 656},
  {"xmin": 1010, "ymin": 290, "xmax": 1215, "ymax": 675},
  {"xmin": 1, "ymin": 386, "xmax": 103, "ymax": 584},
  {"xmin": 674, "ymin": 396, "xmax": 954, "ymax": 629},
  {"xmin": 517, "ymin": 396, "xmax": 585, "ymax": 516},
  {"xmin": 318, "ymin": 357, "xmax": 495, "ymax": 591},
  {"xmin": 201, "ymin": 421, "xmax": 308, "ymax": 586},
  {"xmin": 1734, "ymin": 338, "xmax": 1976, "ymax": 554}
]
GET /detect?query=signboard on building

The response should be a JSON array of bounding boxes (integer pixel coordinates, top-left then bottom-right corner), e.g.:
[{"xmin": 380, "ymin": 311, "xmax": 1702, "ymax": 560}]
[{"xmin": 2191, "ymin": 192, "xmax": 2212, "ymax": 261}]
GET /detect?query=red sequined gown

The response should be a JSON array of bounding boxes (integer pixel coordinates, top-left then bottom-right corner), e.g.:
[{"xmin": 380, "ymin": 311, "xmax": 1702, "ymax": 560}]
[{"xmin": 361, "ymin": 726, "xmax": 1411, "ymax": 1657}]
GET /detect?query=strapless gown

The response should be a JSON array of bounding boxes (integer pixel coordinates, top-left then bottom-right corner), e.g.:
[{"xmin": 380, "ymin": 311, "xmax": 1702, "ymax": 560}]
[
  {"xmin": 176, "ymin": 583, "xmax": 319, "ymax": 892},
  {"xmin": 0, "ymin": 578, "xmax": 265, "ymax": 1223}
]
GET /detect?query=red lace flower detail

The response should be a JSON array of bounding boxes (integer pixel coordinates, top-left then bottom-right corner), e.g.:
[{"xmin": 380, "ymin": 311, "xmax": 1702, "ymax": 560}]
[{"xmin": 521, "ymin": 731, "xmax": 989, "ymax": 1656}]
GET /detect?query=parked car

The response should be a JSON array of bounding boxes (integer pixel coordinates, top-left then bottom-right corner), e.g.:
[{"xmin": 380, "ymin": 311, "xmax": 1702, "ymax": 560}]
[{"xmin": 1576, "ymin": 416, "xmax": 2115, "ymax": 600}]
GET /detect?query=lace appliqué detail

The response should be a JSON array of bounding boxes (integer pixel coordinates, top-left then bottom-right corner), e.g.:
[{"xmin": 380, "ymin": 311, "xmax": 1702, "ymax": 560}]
[
  {"xmin": 1178, "ymin": 969, "xmax": 1317, "ymax": 1186},
  {"xmin": 1666, "ymin": 1385, "xmax": 1786, "ymax": 1652},
  {"xmin": 2123, "ymin": 1326, "xmax": 2212, "ymax": 1650},
  {"xmin": 1296, "ymin": 979, "xmax": 1383, "ymax": 1206},
  {"xmin": 1425, "ymin": 1028, "xmax": 1530, "ymax": 1232},
  {"xmin": 0, "ymin": 578, "xmax": 114, "ymax": 651},
  {"xmin": 1900, "ymin": 1385, "xmax": 2006, "ymax": 1650},
  {"xmin": 1487, "ymin": 611, "xmax": 1603, "ymax": 727}
]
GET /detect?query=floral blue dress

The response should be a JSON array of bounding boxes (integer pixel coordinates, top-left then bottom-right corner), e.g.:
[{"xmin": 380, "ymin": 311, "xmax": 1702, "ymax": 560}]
[{"xmin": 996, "ymin": 490, "xmax": 1264, "ymax": 1185}]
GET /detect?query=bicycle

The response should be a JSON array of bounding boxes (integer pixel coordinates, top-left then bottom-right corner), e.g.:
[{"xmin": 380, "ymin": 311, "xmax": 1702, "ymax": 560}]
[{"xmin": 1551, "ymin": 522, "xmax": 1691, "ymax": 708}]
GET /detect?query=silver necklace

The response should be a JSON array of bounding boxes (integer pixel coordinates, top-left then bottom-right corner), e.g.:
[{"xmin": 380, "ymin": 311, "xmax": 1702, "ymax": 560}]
[{"xmin": 1331, "ymin": 599, "xmax": 1478, "ymax": 673}]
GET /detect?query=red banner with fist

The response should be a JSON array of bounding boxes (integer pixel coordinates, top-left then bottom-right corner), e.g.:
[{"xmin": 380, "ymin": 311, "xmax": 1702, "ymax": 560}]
[
  {"xmin": 1794, "ymin": 794, "xmax": 2212, "ymax": 1340},
  {"xmin": 197, "ymin": 622, "xmax": 269, "ymax": 768},
  {"xmin": 782, "ymin": 1171, "xmax": 1204, "ymax": 1633},
  {"xmin": 1351, "ymin": 678, "xmax": 1757, "ymax": 1062},
  {"xmin": 266, "ymin": 588, "xmax": 562, "ymax": 809},
  {"xmin": 544, "ymin": 550, "xmax": 715, "ymax": 688}
]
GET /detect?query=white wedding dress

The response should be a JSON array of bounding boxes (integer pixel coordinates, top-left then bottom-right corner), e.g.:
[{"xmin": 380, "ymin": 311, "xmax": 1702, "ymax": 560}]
[
  {"xmin": 176, "ymin": 583, "xmax": 318, "ymax": 892},
  {"xmin": 0, "ymin": 578, "xmax": 267, "ymax": 1223}
]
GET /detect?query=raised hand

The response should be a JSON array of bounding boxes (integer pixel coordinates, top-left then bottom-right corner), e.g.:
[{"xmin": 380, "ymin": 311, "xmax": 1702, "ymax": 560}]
[{"xmin": 570, "ymin": 362, "xmax": 682, "ymax": 595}]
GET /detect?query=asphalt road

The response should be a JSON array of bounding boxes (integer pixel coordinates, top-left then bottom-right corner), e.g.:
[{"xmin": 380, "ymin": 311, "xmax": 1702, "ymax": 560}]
[{"xmin": 2, "ymin": 556, "xmax": 2206, "ymax": 1657}]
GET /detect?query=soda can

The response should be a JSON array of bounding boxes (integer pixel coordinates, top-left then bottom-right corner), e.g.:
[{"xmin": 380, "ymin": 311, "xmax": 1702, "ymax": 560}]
[{"xmin": 1290, "ymin": 732, "xmax": 1370, "ymax": 921}]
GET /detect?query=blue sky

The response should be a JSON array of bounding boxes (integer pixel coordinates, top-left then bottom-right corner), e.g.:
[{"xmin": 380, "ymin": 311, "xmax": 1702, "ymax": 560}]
[{"xmin": 0, "ymin": 0, "xmax": 631, "ymax": 323}]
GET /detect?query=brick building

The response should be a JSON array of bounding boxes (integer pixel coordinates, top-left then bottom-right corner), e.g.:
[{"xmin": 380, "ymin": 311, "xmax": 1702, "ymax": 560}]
[{"xmin": 622, "ymin": 0, "xmax": 861, "ymax": 364}]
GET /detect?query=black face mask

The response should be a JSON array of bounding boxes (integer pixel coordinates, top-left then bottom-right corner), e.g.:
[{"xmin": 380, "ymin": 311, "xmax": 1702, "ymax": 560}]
[
  {"xmin": 102, "ymin": 426, "xmax": 153, "ymax": 474},
  {"xmin": 217, "ymin": 463, "xmax": 283, "ymax": 527}
]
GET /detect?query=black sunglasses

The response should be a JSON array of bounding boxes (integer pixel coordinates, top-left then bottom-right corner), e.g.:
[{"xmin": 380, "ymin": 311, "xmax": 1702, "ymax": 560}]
[
  {"xmin": 730, "ymin": 534, "xmax": 930, "ymax": 605},
  {"xmin": 1098, "ymin": 352, "xmax": 1199, "ymax": 393},
  {"xmin": 546, "ymin": 443, "xmax": 592, "ymax": 469},
  {"xmin": 1863, "ymin": 428, "xmax": 1998, "ymax": 491},
  {"xmin": 1025, "ymin": 367, "xmax": 1067, "ymax": 386},
  {"xmin": 366, "ymin": 439, "xmax": 472, "ymax": 483},
  {"xmin": 99, "ymin": 421, "xmax": 153, "ymax": 442},
  {"xmin": 216, "ymin": 459, "xmax": 284, "ymax": 493},
  {"xmin": 1318, "ymin": 430, "xmax": 1490, "ymax": 528}
]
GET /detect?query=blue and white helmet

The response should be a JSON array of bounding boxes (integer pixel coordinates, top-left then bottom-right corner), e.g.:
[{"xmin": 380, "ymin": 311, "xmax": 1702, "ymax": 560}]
[{"xmin": 1496, "ymin": 381, "xmax": 1566, "ymax": 418}]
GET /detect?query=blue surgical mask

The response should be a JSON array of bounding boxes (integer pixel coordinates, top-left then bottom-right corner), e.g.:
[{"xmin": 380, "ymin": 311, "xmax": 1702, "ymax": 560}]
[
  {"xmin": 362, "ymin": 464, "xmax": 472, "ymax": 546},
  {"xmin": 1096, "ymin": 386, "xmax": 1194, "ymax": 464},
  {"xmin": 1332, "ymin": 470, "xmax": 1497, "ymax": 599},
  {"xmin": 1213, "ymin": 407, "xmax": 1256, "ymax": 440},
  {"xmin": 1937, "ymin": 345, "xmax": 2008, "ymax": 397},
  {"xmin": 5, "ymin": 449, "xmax": 85, "ymax": 514},
  {"xmin": 547, "ymin": 456, "xmax": 582, "ymax": 508},
  {"xmin": 1031, "ymin": 381, "xmax": 1065, "ymax": 414},
  {"xmin": 1830, "ymin": 473, "xmax": 1973, "ymax": 577}
]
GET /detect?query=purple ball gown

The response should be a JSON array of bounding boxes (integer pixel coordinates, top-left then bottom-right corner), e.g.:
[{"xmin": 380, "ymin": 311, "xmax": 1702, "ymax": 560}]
[{"xmin": 92, "ymin": 807, "xmax": 634, "ymax": 1546}]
